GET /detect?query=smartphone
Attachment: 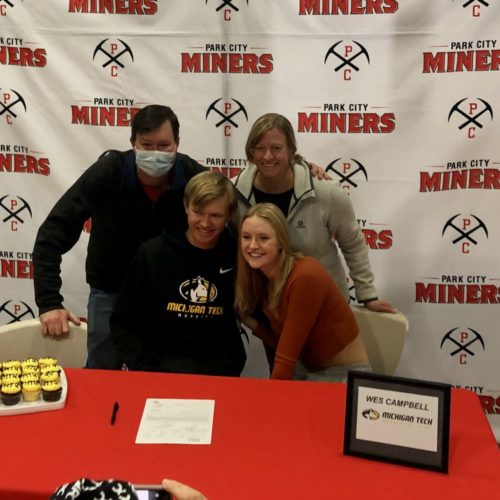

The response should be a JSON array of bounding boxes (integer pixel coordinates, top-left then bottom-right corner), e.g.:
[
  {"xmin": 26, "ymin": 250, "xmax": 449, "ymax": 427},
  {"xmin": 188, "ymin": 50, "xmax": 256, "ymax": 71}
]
[{"xmin": 135, "ymin": 486, "xmax": 171, "ymax": 500}]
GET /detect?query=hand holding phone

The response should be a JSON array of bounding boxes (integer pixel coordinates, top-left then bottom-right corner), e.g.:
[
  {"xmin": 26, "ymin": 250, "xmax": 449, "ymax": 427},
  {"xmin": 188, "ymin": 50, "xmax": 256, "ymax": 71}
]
[{"xmin": 135, "ymin": 485, "xmax": 171, "ymax": 500}]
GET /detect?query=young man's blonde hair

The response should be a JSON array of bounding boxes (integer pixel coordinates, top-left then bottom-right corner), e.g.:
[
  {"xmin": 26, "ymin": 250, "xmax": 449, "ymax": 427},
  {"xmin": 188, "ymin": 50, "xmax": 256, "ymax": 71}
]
[
  {"xmin": 184, "ymin": 170, "xmax": 237, "ymax": 216},
  {"xmin": 235, "ymin": 203, "xmax": 301, "ymax": 316}
]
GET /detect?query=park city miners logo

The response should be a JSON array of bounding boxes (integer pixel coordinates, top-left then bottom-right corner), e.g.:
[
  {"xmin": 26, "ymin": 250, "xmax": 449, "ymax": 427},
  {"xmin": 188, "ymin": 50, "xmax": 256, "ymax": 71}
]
[
  {"xmin": 68, "ymin": 0, "xmax": 158, "ymax": 14},
  {"xmin": 0, "ymin": 195, "xmax": 32, "ymax": 231},
  {"xmin": 325, "ymin": 41, "xmax": 370, "ymax": 80},
  {"xmin": 442, "ymin": 213, "xmax": 488, "ymax": 253},
  {"xmin": 299, "ymin": 0, "xmax": 398, "ymax": 15},
  {"xmin": 454, "ymin": 0, "xmax": 489, "ymax": 18},
  {"xmin": 93, "ymin": 38, "xmax": 134, "ymax": 77},
  {"xmin": 419, "ymin": 159, "xmax": 499, "ymax": 192},
  {"xmin": 423, "ymin": 39, "xmax": 499, "ymax": 73},
  {"xmin": 448, "ymin": 98, "xmax": 493, "ymax": 139},
  {"xmin": 0, "ymin": 145, "xmax": 51, "ymax": 176},
  {"xmin": 206, "ymin": 98, "xmax": 248, "ymax": 136},
  {"xmin": 0, "ymin": 37, "xmax": 47, "ymax": 67},
  {"xmin": 0, "ymin": 300, "xmax": 34, "ymax": 324},
  {"xmin": 205, "ymin": 0, "xmax": 248, "ymax": 20},
  {"xmin": 180, "ymin": 276, "xmax": 218, "ymax": 304},
  {"xmin": 326, "ymin": 158, "xmax": 368, "ymax": 193},
  {"xmin": 298, "ymin": 103, "xmax": 395, "ymax": 134},
  {"xmin": 440, "ymin": 327, "xmax": 485, "ymax": 365},
  {"xmin": 71, "ymin": 97, "xmax": 141, "ymax": 126},
  {"xmin": 0, "ymin": 89, "xmax": 27, "ymax": 125}
]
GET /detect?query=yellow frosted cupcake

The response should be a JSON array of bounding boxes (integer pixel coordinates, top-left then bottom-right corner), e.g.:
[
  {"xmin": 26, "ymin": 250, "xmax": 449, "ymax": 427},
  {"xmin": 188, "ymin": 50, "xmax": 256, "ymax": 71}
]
[
  {"xmin": 2, "ymin": 360, "xmax": 21, "ymax": 370},
  {"xmin": 38, "ymin": 357, "xmax": 58, "ymax": 368},
  {"xmin": 1, "ymin": 382, "xmax": 22, "ymax": 405},
  {"xmin": 40, "ymin": 364, "xmax": 61, "ymax": 375},
  {"xmin": 2, "ymin": 366, "xmax": 21, "ymax": 377},
  {"xmin": 22, "ymin": 381, "xmax": 41, "ymax": 402},
  {"xmin": 21, "ymin": 373, "xmax": 39, "ymax": 384},
  {"xmin": 22, "ymin": 365, "xmax": 40, "ymax": 377},
  {"xmin": 21, "ymin": 357, "xmax": 39, "ymax": 368},
  {"xmin": 40, "ymin": 371, "xmax": 59, "ymax": 384},
  {"xmin": 2, "ymin": 375, "xmax": 21, "ymax": 386},
  {"xmin": 41, "ymin": 380, "xmax": 62, "ymax": 402}
]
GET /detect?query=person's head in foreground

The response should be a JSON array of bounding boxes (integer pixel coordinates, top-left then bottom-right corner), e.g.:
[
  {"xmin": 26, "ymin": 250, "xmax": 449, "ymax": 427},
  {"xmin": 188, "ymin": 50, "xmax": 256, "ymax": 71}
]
[{"xmin": 51, "ymin": 477, "xmax": 206, "ymax": 500}]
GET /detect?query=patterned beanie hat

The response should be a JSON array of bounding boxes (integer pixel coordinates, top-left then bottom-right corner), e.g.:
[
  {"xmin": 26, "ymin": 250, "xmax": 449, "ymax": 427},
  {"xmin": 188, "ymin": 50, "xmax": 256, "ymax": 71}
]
[{"xmin": 51, "ymin": 478, "xmax": 138, "ymax": 500}]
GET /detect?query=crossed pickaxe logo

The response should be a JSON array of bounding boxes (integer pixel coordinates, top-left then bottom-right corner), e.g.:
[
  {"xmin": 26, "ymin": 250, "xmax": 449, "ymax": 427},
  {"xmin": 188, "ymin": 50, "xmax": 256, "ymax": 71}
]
[
  {"xmin": 93, "ymin": 38, "xmax": 134, "ymax": 69},
  {"xmin": 326, "ymin": 158, "xmax": 368, "ymax": 188},
  {"xmin": 324, "ymin": 41, "xmax": 370, "ymax": 72},
  {"xmin": 0, "ymin": 89, "xmax": 27, "ymax": 119},
  {"xmin": 206, "ymin": 0, "xmax": 248, "ymax": 12},
  {"xmin": 0, "ymin": 195, "xmax": 32, "ymax": 225},
  {"xmin": 440, "ymin": 327, "xmax": 485, "ymax": 357},
  {"xmin": 461, "ymin": 0, "xmax": 489, "ymax": 7},
  {"xmin": 442, "ymin": 213, "xmax": 488, "ymax": 245},
  {"xmin": 206, "ymin": 98, "xmax": 248, "ymax": 128},
  {"xmin": 448, "ymin": 98, "xmax": 493, "ymax": 130},
  {"xmin": 0, "ymin": 301, "xmax": 35, "ymax": 324}
]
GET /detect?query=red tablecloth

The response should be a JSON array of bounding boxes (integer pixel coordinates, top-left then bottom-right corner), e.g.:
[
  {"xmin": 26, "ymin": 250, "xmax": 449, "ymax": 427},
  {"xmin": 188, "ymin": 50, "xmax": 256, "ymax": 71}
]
[{"xmin": 1, "ymin": 368, "xmax": 499, "ymax": 499}]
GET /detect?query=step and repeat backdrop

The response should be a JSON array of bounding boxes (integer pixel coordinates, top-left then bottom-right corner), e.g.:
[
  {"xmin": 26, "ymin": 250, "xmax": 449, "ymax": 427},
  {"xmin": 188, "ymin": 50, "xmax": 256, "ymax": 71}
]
[{"xmin": 1, "ymin": 1, "xmax": 499, "ymax": 436}]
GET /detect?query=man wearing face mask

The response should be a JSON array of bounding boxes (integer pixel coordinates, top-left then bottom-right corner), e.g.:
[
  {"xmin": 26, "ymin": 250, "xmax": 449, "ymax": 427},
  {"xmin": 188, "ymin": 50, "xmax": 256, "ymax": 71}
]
[{"xmin": 32, "ymin": 105, "xmax": 205, "ymax": 369}]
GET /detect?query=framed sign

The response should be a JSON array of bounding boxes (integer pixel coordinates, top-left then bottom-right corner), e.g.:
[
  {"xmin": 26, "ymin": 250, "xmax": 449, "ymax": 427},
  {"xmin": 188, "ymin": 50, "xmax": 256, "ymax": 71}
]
[{"xmin": 343, "ymin": 371, "xmax": 451, "ymax": 473}]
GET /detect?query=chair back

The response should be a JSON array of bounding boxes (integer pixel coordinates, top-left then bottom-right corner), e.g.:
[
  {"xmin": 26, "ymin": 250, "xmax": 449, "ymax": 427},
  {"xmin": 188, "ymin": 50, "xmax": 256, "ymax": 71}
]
[
  {"xmin": 0, "ymin": 319, "xmax": 87, "ymax": 368},
  {"xmin": 350, "ymin": 306, "xmax": 408, "ymax": 376}
]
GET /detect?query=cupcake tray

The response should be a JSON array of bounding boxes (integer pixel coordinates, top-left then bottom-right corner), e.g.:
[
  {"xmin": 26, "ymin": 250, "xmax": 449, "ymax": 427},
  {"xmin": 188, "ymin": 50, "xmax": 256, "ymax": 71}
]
[{"xmin": 0, "ymin": 368, "xmax": 67, "ymax": 416}]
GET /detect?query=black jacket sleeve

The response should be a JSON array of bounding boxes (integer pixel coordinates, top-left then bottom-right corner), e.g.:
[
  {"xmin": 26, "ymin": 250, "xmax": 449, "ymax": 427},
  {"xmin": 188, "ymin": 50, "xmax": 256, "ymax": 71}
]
[{"xmin": 32, "ymin": 151, "xmax": 122, "ymax": 314}]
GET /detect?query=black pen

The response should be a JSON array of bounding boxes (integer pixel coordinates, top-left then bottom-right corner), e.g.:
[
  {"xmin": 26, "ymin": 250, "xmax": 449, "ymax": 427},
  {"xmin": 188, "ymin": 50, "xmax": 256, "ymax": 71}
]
[{"xmin": 110, "ymin": 401, "xmax": 120, "ymax": 425}]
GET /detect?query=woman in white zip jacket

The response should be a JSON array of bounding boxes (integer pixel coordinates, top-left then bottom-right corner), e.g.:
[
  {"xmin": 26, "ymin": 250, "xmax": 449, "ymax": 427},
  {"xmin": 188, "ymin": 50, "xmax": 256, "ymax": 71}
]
[{"xmin": 232, "ymin": 112, "xmax": 395, "ymax": 313}]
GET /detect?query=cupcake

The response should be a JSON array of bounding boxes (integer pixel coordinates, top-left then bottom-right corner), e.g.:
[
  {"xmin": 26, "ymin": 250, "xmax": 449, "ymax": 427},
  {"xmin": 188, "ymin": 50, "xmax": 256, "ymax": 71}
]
[
  {"xmin": 1, "ymin": 382, "xmax": 22, "ymax": 406},
  {"xmin": 40, "ymin": 371, "xmax": 59, "ymax": 384},
  {"xmin": 40, "ymin": 365, "xmax": 61, "ymax": 375},
  {"xmin": 41, "ymin": 381, "xmax": 62, "ymax": 402},
  {"xmin": 21, "ymin": 357, "xmax": 39, "ymax": 368},
  {"xmin": 2, "ymin": 375, "xmax": 21, "ymax": 386},
  {"xmin": 2, "ymin": 360, "xmax": 21, "ymax": 370},
  {"xmin": 22, "ymin": 363, "xmax": 39, "ymax": 374},
  {"xmin": 2, "ymin": 366, "xmax": 21, "ymax": 377},
  {"xmin": 22, "ymin": 365, "xmax": 40, "ymax": 377},
  {"xmin": 21, "ymin": 373, "xmax": 39, "ymax": 385},
  {"xmin": 22, "ymin": 381, "xmax": 41, "ymax": 402},
  {"xmin": 38, "ymin": 357, "xmax": 57, "ymax": 368}
]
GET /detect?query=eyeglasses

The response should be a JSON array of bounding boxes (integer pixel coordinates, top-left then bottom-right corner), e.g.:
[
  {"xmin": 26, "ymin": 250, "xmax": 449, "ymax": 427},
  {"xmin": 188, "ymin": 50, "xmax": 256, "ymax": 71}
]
[{"xmin": 252, "ymin": 145, "xmax": 287, "ymax": 158}]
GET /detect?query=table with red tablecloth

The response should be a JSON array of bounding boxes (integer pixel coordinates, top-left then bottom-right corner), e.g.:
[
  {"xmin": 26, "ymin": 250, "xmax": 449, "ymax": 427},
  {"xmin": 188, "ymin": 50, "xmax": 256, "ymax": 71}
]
[{"xmin": 1, "ymin": 368, "xmax": 499, "ymax": 499}]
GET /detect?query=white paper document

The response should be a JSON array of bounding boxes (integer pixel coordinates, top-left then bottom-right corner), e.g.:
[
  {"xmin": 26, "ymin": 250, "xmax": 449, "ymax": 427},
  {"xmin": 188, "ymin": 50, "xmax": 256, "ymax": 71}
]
[{"xmin": 135, "ymin": 398, "xmax": 215, "ymax": 444}]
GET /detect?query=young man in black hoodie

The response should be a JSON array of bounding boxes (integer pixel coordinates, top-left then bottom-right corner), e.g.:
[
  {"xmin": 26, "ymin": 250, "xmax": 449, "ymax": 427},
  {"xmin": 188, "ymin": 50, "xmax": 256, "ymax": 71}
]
[
  {"xmin": 32, "ymin": 105, "xmax": 206, "ymax": 369},
  {"xmin": 110, "ymin": 171, "xmax": 246, "ymax": 376}
]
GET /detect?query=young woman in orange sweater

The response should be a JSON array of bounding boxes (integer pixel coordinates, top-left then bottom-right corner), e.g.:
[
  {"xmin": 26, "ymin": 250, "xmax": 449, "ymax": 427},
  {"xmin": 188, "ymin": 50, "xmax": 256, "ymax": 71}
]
[{"xmin": 235, "ymin": 203, "xmax": 370, "ymax": 381}]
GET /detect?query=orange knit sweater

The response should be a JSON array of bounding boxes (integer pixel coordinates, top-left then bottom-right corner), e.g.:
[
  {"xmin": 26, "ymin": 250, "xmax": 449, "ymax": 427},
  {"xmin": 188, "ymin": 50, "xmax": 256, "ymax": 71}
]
[{"xmin": 255, "ymin": 257, "xmax": 359, "ymax": 380}]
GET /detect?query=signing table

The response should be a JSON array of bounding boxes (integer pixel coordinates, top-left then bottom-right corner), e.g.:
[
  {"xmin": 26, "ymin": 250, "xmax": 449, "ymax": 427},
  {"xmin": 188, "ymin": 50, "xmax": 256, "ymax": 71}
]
[{"xmin": 1, "ymin": 368, "xmax": 499, "ymax": 499}]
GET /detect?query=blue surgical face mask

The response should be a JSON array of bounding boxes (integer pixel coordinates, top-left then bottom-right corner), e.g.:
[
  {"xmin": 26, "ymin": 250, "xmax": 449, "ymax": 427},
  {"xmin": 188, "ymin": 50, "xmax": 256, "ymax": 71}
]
[{"xmin": 135, "ymin": 149, "xmax": 175, "ymax": 178}]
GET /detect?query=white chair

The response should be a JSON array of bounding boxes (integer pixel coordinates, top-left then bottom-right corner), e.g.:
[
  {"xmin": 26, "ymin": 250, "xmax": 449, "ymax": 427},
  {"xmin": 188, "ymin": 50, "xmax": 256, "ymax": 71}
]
[
  {"xmin": 0, "ymin": 318, "xmax": 87, "ymax": 368},
  {"xmin": 350, "ymin": 305, "xmax": 408, "ymax": 376}
]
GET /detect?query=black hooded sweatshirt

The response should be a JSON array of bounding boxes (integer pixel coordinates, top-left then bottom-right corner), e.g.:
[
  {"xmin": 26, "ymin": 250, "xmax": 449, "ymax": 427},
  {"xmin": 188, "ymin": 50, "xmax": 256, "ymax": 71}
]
[{"xmin": 110, "ymin": 223, "xmax": 246, "ymax": 377}]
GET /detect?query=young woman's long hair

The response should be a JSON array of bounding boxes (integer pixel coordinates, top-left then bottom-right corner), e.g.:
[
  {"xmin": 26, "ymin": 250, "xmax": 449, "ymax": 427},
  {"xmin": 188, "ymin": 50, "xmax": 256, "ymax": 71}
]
[{"xmin": 235, "ymin": 203, "xmax": 301, "ymax": 317}]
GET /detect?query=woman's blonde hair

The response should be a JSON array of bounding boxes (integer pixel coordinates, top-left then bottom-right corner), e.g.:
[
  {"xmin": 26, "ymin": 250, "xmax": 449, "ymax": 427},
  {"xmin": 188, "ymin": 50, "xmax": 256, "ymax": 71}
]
[
  {"xmin": 235, "ymin": 203, "xmax": 301, "ymax": 316},
  {"xmin": 245, "ymin": 113, "xmax": 304, "ymax": 168}
]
